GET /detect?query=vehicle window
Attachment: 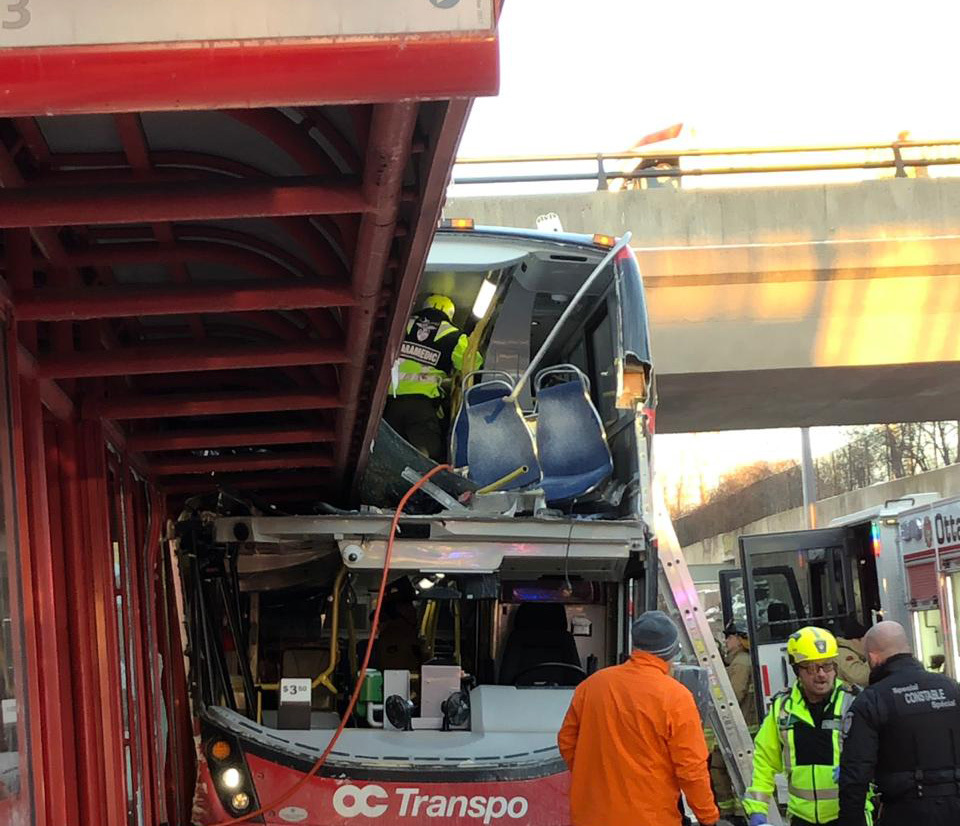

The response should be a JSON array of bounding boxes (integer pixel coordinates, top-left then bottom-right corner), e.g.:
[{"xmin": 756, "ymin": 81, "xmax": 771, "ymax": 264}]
[
  {"xmin": 807, "ymin": 547, "xmax": 848, "ymax": 623},
  {"xmin": 751, "ymin": 568, "xmax": 806, "ymax": 644},
  {"xmin": 727, "ymin": 574, "xmax": 747, "ymax": 629},
  {"xmin": 742, "ymin": 542, "xmax": 855, "ymax": 643},
  {"xmin": 722, "ymin": 568, "xmax": 805, "ymax": 644}
]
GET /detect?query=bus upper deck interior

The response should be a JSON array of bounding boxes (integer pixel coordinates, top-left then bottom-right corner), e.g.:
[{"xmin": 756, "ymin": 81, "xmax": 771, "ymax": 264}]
[{"xmin": 179, "ymin": 227, "xmax": 654, "ymax": 777}]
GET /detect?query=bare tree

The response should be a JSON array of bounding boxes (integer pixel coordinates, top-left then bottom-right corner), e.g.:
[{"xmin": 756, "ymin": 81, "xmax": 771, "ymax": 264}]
[{"xmin": 668, "ymin": 475, "xmax": 687, "ymax": 520}]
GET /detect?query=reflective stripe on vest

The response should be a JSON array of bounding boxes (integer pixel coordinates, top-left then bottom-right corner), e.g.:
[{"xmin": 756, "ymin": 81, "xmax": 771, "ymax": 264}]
[
  {"xmin": 397, "ymin": 370, "xmax": 444, "ymax": 384},
  {"xmin": 743, "ymin": 790, "xmax": 775, "ymax": 806},
  {"xmin": 789, "ymin": 784, "xmax": 840, "ymax": 801},
  {"xmin": 763, "ymin": 682, "xmax": 854, "ymax": 823},
  {"xmin": 392, "ymin": 316, "xmax": 462, "ymax": 398},
  {"xmin": 392, "ymin": 360, "xmax": 446, "ymax": 398},
  {"xmin": 776, "ymin": 696, "xmax": 794, "ymax": 773}
]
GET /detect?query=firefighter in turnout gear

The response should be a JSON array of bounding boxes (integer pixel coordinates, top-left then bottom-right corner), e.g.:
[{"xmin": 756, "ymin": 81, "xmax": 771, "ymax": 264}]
[
  {"xmin": 838, "ymin": 621, "xmax": 960, "ymax": 826},
  {"xmin": 836, "ymin": 619, "xmax": 871, "ymax": 689},
  {"xmin": 385, "ymin": 294, "xmax": 471, "ymax": 461},
  {"xmin": 743, "ymin": 626, "xmax": 866, "ymax": 826},
  {"xmin": 710, "ymin": 621, "xmax": 758, "ymax": 825}
]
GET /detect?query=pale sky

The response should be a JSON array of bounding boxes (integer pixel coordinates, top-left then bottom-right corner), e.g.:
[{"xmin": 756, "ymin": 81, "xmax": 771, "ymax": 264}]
[
  {"xmin": 461, "ymin": 0, "xmax": 960, "ymax": 156},
  {"xmin": 653, "ymin": 428, "xmax": 850, "ymax": 510},
  {"xmin": 456, "ymin": 0, "xmax": 960, "ymax": 504}
]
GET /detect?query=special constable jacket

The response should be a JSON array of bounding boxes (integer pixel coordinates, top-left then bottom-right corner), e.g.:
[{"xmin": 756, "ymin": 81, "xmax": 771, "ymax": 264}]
[
  {"xmin": 838, "ymin": 653, "xmax": 960, "ymax": 826},
  {"xmin": 744, "ymin": 679, "xmax": 859, "ymax": 824}
]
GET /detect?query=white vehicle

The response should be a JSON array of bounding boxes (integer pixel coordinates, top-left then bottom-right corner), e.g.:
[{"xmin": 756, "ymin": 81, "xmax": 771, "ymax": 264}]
[
  {"xmin": 727, "ymin": 493, "xmax": 946, "ymax": 716},
  {"xmin": 892, "ymin": 494, "xmax": 960, "ymax": 676}
]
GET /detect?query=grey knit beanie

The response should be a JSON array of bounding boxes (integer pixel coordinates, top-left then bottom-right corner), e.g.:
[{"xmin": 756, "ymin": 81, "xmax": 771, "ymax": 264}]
[{"xmin": 631, "ymin": 610, "xmax": 681, "ymax": 661}]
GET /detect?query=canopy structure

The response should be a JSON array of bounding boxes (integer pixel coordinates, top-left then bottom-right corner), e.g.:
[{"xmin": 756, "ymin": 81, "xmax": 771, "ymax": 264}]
[{"xmin": 0, "ymin": 2, "xmax": 499, "ymax": 503}]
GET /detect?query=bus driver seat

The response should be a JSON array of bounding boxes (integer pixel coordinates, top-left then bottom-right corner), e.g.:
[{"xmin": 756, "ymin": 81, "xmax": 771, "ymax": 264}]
[{"xmin": 498, "ymin": 603, "xmax": 583, "ymax": 686}]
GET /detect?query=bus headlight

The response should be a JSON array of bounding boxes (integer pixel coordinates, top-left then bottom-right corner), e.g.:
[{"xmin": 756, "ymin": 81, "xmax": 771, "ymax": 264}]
[
  {"xmin": 231, "ymin": 792, "xmax": 250, "ymax": 811},
  {"xmin": 220, "ymin": 768, "xmax": 242, "ymax": 790}
]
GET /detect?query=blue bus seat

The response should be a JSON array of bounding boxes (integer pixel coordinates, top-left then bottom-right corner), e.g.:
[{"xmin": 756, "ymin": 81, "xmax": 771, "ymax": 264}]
[
  {"xmin": 450, "ymin": 373, "xmax": 514, "ymax": 468},
  {"xmin": 535, "ymin": 366, "xmax": 613, "ymax": 503},
  {"xmin": 465, "ymin": 387, "xmax": 541, "ymax": 490}
]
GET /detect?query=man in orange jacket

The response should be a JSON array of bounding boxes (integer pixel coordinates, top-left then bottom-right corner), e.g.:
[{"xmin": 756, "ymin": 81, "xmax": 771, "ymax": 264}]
[{"xmin": 558, "ymin": 610, "xmax": 720, "ymax": 826}]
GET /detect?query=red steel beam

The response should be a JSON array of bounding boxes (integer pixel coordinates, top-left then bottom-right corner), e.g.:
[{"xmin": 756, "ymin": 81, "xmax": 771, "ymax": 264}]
[
  {"xmin": 349, "ymin": 98, "xmax": 475, "ymax": 489},
  {"xmin": 0, "ymin": 36, "xmax": 499, "ymax": 118},
  {"xmin": 68, "ymin": 234, "xmax": 343, "ymax": 338},
  {"xmin": 59, "ymin": 152, "xmax": 351, "ymax": 276},
  {"xmin": 152, "ymin": 451, "xmax": 334, "ymax": 476},
  {"xmin": 85, "ymin": 390, "xmax": 341, "ymax": 420},
  {"xmin": 15, "ymin": 279, "xmax": 356, "ymax": 321},
  {"xmin": 304, "ymin": 108, "xmax": 361, "ymax": 173},
  {"xmin": 5, "ymin": 231, "xmax": 73, "ymax": 421},
  {"xmin": 53, "ymin": 422, "xmax": 111, "ymax": 826},
  {"xmin": 76, "ymin": 421, "xmax": 129, "ymax": 826},
  {"xmin": 39, "ymin": 341, "xmax": 348, "ymax": 379},
  {"xmin": 53, "ymin": 241, "xmax": 312, "ymax": 281},
  {"xmin": 128, "ymin": 425, "xmax": 335, "ymax": 452},
  {"xmin": 16, "ymin": 377, "xmax": 78, "ymax": 826},
  {"xmin": 0, "ymin": 176, "xmax": 368, "ymax": 228},
  {"xmin": 334, "ymin": 102, "xmax": 416, "ymax": 472},
  {"xmin": 113, "ymin": 112, "xmax": 209, "ymax": 343},
  {"xmin": 16, "ymin": 344, "xmax": 74, "ymax": 422},
  {"xmin": 225, "ymin": 109, "xmax": 338, "ymax": 176}
]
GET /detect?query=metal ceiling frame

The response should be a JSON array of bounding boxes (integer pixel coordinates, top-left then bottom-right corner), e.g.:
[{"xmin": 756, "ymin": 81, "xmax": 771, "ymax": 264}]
[{"xmin": 0, "ymin": 97, "xmax": 466, "ymax": 498}]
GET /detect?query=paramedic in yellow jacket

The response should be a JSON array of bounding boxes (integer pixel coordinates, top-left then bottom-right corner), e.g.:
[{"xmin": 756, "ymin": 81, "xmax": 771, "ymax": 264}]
[
  {"xmin": 385, "ymin": 295, "xmax": 470, "ymax": 462},
  {"xmin": 743, "ymin": 626, "xmax": 868, "ymax": 826}
]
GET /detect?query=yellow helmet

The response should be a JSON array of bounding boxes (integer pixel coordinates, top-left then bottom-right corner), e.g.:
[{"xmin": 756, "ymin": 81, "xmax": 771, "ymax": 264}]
[
  {"xmin": 423, "ymin": 294, "xmax": 455, "ymax": 321},
  {"xmin": 787, "ymin": 626, "xmax": 838, "ymax": 664}
]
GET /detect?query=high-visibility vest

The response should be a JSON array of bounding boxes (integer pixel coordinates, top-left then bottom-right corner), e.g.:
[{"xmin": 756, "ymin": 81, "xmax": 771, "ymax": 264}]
[
  {"xmin": 744, "ymin": 680, "xmax": 863, "ymax": 824},
  {"xmin": 392, "ymin": 309, "xmax": 470, "ymax": 399}
]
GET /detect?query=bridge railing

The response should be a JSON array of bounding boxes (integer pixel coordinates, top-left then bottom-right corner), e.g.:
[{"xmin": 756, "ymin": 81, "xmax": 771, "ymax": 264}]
[{"xmin": 452, "ymin": 139, "xmax": 960, "ymax": 190}]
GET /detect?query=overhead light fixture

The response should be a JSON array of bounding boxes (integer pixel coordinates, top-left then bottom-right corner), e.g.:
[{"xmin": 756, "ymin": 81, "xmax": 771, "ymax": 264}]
[{"xmin": 472, "ymin": 279, "xmax": 497, "ymax": 319}]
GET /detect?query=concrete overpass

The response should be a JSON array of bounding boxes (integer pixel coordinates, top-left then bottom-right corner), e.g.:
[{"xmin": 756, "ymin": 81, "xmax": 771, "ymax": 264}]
[{"xmin": 446, "ymin": 178, "xmax": 960, "ymax": 433}]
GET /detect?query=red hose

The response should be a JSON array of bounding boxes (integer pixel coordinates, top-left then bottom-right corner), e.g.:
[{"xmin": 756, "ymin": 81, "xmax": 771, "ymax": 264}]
[{"xmin": 213, "ymin": 463, "xmax": 453, "ymax": 825}]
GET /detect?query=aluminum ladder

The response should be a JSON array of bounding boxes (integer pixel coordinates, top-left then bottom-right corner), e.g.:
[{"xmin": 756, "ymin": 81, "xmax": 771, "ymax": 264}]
[{"xmin": 652, "ymin": 475, "xmax": 783, "ymax": 826}]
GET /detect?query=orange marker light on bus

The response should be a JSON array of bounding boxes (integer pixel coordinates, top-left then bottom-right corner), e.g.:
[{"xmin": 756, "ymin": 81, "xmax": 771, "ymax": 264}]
[
  {"xmin": 592, "ymin": 233, "xmax": 616, "ymax": 248},
  {"xmin": 210, "ymin": 740, "xmax": 232, "ymax": 761},
  {"xmin": 440, "ymin": 218, "xmax": 475, "ymax": 230}
]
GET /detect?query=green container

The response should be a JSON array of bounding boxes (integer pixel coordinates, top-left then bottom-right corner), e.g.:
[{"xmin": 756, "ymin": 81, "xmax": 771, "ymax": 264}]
[{"xmin": 356, "ymin": 669, "xmax": 383, "ymax": 718}]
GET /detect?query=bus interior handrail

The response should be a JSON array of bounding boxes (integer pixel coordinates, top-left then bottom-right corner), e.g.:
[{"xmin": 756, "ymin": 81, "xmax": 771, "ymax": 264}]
[{"xmin": 508, "ymin": 232, "xmax": 631, "ymax": 403}]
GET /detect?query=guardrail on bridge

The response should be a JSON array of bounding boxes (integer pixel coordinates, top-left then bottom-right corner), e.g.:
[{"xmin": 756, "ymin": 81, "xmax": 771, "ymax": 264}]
[{"xmin": 452, "ymin": 139, "xmax": 960, "ymax": 189}]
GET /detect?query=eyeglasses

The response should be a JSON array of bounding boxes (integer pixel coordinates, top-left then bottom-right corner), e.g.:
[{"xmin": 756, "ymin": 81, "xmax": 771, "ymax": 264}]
[{"xmin": 797, "ymin": 662, "xmax": 837, "ymax": 675}]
